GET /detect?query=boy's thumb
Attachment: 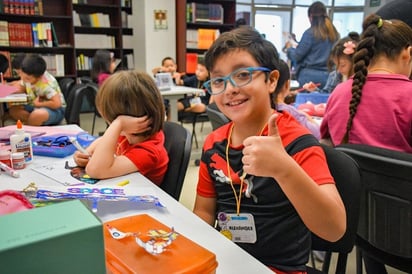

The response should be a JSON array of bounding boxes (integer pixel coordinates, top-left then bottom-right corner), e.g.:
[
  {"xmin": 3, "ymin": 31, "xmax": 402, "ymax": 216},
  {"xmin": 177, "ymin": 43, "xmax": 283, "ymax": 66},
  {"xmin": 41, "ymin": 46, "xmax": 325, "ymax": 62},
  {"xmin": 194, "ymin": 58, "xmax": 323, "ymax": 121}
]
[{"xmin": 268, "ymin": 113, "xmax": 279, "ymax": 137}]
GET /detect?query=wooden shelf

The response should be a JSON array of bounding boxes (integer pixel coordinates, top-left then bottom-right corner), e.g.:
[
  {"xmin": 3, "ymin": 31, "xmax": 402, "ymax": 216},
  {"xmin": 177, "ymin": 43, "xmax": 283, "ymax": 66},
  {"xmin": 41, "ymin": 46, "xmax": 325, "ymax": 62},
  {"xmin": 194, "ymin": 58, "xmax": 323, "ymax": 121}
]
[
  {"xmin": 0, "ymin": 0, "xmax": 133, "ymax": 79},
  {"xmin": 175, "ymin": 0, "xmax": 235, "ymax": 72}
]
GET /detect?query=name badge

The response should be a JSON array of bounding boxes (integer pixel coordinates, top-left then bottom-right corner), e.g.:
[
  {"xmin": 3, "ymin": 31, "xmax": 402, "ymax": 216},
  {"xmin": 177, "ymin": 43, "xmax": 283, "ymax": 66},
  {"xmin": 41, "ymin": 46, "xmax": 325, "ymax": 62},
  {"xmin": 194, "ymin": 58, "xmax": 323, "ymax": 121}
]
[{"xmin": 217, "ymin": 212, "xmax": 256, "ymax": 243}]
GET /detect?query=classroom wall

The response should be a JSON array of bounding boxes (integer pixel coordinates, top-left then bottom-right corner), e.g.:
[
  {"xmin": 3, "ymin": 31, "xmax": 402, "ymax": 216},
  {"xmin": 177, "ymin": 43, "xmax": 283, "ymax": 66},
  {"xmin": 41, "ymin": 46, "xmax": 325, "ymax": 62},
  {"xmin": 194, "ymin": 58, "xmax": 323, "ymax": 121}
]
[{"xmin": 131, "ymin": 0, "xmax": 176, "ymax": 75}]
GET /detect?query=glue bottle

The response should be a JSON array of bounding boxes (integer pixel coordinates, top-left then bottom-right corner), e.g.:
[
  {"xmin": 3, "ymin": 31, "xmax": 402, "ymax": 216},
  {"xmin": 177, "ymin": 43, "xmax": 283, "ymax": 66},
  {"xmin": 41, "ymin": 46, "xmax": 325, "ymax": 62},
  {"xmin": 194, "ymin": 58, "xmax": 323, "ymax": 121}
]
[{"xmin": 10, "ymin": 120, "xmax": 33, "ymax": 164}]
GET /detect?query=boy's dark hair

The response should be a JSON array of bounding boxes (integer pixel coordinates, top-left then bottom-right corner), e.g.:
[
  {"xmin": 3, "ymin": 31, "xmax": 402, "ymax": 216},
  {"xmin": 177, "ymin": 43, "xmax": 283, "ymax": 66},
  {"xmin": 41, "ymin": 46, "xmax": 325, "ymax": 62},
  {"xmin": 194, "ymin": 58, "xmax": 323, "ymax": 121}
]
[
  {"xmin": 161, "ymin": 56, "xmax": 175, "ymax": 66},
  {"xmin": 91, "ymin": 49, "xmax": 113, "ymax": 82},
  {"xmin": 235, "ymin": 18, "xmax": 247, "ymax": 28},
  {"xmin": 342, "ymin": 14, "xmax": 412, "ymax": 143},
  {"xmin": 11, "ymin": 53, "xmax": 26, "ymax": 69},
  {"xmin": 205, "ymin": 26, "xmax": 280, "ymax": 109},
  {"xmin": 21, "ymin": 54, "xmax": 46, "ymax": 77},
  {"xmin": 274, "ymin": 59, "xmax": 290, "ymax": 94},
  {"xmin": 205, "ymin": 26, "xmax": 279, "ymax": 72}
]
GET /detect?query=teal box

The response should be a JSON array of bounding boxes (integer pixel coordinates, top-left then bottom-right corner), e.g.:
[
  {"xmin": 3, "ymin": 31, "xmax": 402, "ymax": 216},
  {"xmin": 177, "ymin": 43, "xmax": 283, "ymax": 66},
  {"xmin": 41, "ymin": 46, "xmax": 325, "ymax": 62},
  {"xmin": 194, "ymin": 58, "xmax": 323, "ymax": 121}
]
[{"xmin": 0, "ymin": 200, "xmax": 106, "ymax": 274}]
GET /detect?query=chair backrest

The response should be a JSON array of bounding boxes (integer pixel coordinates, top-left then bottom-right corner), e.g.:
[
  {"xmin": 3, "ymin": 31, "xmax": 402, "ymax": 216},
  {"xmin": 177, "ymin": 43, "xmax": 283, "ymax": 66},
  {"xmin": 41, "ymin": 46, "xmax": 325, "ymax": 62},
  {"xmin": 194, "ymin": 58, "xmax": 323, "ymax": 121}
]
[
  {"xmin": 206, "ymin": 103, "xmax": 230, "ymax": 131},
  {"xmin": 336, "ymin": 144, "xmax": 412, "ymax": 272},
  {"xmin": 64, "ymin": 83, "xmax": 97, "ymax": 125},
  {"xmin": 310, "ymin": 144, "xmax": 361, "ymax": 274},
  {"xmin": 59, "ymin": 77, "xmax": 75, "ymax": 101},
  {"xmin": 161, "ymin": 122, "xmax": 192, "ymax": 200}
]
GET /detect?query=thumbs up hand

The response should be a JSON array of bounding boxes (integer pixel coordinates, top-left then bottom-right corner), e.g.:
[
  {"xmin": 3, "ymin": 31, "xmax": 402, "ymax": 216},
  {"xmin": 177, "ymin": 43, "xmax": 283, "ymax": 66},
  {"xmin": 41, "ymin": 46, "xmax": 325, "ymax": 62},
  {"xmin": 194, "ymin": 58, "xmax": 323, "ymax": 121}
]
[{"xmin": 242, "ymin": 113, "xmax": 291, "ymax": 178}]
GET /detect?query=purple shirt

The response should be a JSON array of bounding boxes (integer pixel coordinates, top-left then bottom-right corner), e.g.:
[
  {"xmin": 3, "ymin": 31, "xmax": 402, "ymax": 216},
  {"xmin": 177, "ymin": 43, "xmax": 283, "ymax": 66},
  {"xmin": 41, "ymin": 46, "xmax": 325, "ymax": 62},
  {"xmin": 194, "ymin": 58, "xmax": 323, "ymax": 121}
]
[
  {"xmin": 278, "ymin": 103, "xmax": 321, "ymax": 139},
  {"xmin": 320, "ymin": 74, "xmax": 412, "ymax": 153}
]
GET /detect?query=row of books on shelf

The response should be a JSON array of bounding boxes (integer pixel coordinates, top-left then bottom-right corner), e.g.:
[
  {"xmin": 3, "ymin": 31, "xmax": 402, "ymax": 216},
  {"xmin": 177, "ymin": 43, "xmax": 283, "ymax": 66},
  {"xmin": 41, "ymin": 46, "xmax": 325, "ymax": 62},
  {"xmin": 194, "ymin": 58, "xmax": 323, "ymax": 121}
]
[
  {"xmin": 0, "ymin": 0, "xmax": 43, "ymax": 15},
  {"xmin": 73, "ymin": 11, "xmax": 111, "ymax": 28},
  {"xmin": 186, "ymin": 3, "xmax": 224, "ymax": 24},
  {"xmin": 0, "ymin": 51, "xmax": 64, "ymax": 78},
  {"xmin": 0, "ymin": 21, "xmax": 58, "ymax": 48},
  {"xmin": 187, "ymin": 28, "xmax": 220, "ymax": 50},
  {"xmin": 75, "ymin": 33, "xmax": 115, "ymax": 49},
  {"xmin": 76, "ymin": 53, "xmax": 135, "ymax": 71}
]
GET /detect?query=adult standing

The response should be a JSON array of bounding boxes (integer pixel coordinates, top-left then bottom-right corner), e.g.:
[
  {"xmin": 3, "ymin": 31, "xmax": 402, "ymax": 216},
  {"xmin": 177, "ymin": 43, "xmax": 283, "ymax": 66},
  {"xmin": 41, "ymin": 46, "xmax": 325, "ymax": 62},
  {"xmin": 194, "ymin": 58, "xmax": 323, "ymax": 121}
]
[{"xmin": 287, "ymin": 1, "xmax": 339, "ymax": 88}]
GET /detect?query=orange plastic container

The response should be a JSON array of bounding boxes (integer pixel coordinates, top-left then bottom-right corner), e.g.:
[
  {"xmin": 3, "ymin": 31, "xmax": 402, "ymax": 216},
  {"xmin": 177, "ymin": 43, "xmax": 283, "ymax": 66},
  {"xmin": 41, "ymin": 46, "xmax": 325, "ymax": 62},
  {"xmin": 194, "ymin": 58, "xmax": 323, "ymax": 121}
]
[{"xmin": 104, "ymin": 214, "xmax": 218, "ymax": 274}]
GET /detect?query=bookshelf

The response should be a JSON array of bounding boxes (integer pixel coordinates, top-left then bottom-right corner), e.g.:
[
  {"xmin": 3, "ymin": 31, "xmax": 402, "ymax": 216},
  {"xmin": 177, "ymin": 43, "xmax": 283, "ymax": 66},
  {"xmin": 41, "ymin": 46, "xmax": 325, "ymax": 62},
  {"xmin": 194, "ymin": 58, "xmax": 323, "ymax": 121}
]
[
  {"xmin": 0, "ymin": 0, "xmax": 133, "ymax": 80},
  {"xmin": 175, "ymin": 0, "xmax": 236, "ymax": 73}
]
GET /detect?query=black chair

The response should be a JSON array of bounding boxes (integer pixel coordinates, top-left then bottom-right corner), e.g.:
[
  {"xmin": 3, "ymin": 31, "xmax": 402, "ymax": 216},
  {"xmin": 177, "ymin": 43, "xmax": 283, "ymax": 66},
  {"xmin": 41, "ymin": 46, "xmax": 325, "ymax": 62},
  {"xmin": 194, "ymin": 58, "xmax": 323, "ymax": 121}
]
[
  {"xmin": 64, "ymin": 83, "xmax": 97, "ymax": 130},
  {"xmin": 336, "ymin": 144, "xmax": 412, "ymax": 274},
  {"xmin": 206, "ymin": 102, "xmax": 230, "ymax": 131},
  {"xmin": 307, "ymin": 144, "xmax": 362, "ymax": 274},
  {"xmin": 84, "ymin": 82, "xmax": 100, "ymax": 135},
  {"xmin": 59, "ymin": 77, "xmax": 75, "ymax": 101},
  {"xmin": 179, "ymin": 111, "xmax": 209, "ymax": 149},
  {"xmin": 161, "ymin": 121, "xmax": 192, "ymax": 201}
]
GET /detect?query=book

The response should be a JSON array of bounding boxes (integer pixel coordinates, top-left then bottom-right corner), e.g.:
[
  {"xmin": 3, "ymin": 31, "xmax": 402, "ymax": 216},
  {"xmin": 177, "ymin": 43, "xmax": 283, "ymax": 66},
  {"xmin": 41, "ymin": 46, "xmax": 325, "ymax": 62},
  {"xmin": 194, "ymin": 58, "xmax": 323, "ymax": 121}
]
[
  {"xmin": 186, "ymin": 53, "xmax": 198, "ymax": 74},
  {"xmin": 50, "ymin": 22, "xmax": 59, "ymax": 47},
  {"xmin": 0, "ymin": 21, "xmax": 9, "ymax": 46},
  {"xmin": 197, "ymin": 28, "xmax": 219, "ymax": 50},
  {"xmin": 31, "ymin": 22, "xmax": 39, "ymax": 47}
]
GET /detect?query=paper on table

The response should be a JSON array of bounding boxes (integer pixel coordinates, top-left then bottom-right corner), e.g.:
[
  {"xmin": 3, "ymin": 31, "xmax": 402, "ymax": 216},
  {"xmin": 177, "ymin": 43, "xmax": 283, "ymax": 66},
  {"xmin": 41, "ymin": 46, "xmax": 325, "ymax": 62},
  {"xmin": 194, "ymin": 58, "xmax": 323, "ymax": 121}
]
[{"xmin": 0, "ymin": 84, "xmax": 19, "ymax": 97}]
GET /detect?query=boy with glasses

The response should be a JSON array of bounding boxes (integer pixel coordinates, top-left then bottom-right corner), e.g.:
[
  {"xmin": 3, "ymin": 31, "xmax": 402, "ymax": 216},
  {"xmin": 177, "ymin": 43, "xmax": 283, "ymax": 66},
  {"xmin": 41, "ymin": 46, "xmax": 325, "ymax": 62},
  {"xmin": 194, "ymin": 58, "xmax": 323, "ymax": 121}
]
[{"xmin": 193, "ymin": 26, "xmax": 346, "ymax": 274}]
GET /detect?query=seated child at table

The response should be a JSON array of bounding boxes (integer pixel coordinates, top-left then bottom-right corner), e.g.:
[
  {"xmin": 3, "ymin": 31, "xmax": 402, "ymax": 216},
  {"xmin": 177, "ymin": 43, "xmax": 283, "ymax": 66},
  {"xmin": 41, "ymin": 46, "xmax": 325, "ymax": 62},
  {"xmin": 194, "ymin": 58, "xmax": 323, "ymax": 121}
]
[
  {"xmin": 275, "ymin": 59, "xmax": 320, "ymax": 139},
  {"xmin": 73, "ymin": 70, "xmax": 169, "ymax": 185},
  {"xmin": 8, "ymin": 54, "xmax": 66, "ymax": 126},
  {"xmin": 177, "ymin": 59, "xmax": 212, "ymax": 115},
  {"xmin": 193, "ymin": 26, "xmax": 345, "ymax": 274}
]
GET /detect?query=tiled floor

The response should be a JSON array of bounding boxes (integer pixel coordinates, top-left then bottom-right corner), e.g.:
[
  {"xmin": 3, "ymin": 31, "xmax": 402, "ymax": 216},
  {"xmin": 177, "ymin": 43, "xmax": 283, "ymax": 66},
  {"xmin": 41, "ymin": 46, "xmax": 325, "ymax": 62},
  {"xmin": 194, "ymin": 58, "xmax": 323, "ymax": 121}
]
[{"xmin": 8, "ymin": 113, "xmax": 404, "ymax": 274}]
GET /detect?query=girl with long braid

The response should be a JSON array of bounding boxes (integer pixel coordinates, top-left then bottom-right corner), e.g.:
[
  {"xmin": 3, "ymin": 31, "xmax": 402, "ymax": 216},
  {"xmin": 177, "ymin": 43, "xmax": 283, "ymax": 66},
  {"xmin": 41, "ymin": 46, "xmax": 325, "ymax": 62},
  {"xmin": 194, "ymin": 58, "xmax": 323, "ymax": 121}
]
[{"xmin": 320, "ymin": 14, "xmax": 412, "ymax": 153}]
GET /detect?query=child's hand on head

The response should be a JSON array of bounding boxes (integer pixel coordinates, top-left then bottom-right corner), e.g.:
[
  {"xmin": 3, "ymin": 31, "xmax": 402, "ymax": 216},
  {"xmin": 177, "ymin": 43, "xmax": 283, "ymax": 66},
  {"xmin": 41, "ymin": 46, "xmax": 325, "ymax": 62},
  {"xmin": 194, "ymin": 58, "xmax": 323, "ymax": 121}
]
[
  {"xmin": 116, "ymin": 115, "xmax": 152, "ymax": 135},
  {"xmin": 242, "ymin": 114, "xmax": 291, "ymax": 178}
]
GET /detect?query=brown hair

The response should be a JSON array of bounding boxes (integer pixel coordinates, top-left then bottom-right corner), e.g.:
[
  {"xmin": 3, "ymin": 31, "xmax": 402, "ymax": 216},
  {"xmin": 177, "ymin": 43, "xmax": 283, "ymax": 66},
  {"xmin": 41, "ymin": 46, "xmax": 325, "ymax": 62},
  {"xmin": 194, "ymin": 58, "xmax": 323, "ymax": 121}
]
[
  {"xmin": 329, "ymin": 31, "xmax": 360, "ymax": 74},
  {"xmin": 308, "ymin": 1, "xmax": 339, "ymax": 42},
  {"xmin": 342, "ymin": 14, "xmax": 412, "ymax": 143},
  {"xmin": 96, "ymin": 70, "xmax": 165, "ymax": 137}
]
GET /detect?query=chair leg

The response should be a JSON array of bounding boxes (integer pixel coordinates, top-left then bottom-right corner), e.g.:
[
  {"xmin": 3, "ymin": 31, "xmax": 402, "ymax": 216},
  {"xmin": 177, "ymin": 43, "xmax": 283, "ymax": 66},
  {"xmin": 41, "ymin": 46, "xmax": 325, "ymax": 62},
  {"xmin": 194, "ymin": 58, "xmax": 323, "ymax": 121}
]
[
  {"xmin": 334, "ymin": 253, "xmax": 348, "ymax": 274},
  {"xmin": 91, "ymin": 113, "xmax": 97, "ymax": 135},
  {"xmin": 321, "ymin": 251, "xmax": 332, "ymax": 273},
  {"xmin": 310, "ymin": 251, "xmax": 317, "ymax": 269},
  {"xmin": 356, "ymin": 247, "xmax": 363, "ymax": 274},
  {"xmin": 192, "ymin": 120, "xmax": 198, "ymax": 149}
]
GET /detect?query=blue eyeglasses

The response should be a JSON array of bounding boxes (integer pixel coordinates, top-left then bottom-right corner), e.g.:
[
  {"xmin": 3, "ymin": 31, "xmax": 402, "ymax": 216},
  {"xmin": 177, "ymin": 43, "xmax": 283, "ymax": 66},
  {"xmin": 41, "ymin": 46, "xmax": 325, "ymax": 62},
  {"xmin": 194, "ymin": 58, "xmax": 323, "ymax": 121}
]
[{"xmin": 203, "ymin": 67, "xmax": 271, "ymax": 95}]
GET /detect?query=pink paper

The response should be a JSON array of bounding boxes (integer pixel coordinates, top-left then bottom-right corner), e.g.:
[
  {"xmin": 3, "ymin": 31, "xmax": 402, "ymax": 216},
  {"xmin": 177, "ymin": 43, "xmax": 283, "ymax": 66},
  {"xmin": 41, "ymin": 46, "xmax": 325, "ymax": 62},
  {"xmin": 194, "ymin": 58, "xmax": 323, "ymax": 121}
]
[{"xmin": 0, "ymin": 84, "xmax": 19, "ymax": 97}]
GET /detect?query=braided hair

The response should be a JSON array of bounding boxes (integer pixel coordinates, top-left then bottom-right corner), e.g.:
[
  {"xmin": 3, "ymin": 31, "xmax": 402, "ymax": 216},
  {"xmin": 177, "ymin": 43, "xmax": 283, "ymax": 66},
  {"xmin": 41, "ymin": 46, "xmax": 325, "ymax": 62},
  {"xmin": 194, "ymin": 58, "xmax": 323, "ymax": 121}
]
[{"xmin": 342, "ymin": 14, "xmax": 412, "ymax": 143}]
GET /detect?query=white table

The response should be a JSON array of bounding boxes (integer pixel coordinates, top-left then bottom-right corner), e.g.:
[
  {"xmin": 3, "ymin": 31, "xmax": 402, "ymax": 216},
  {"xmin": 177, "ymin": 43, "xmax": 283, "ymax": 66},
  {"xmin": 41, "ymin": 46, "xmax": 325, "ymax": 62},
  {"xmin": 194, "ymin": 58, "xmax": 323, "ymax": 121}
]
[
  {"xmin": 161, "ymin": 86, "xmax": 205, "ymax": 123},
  {"xmin": 0, "ymin": 125, "xmax": 272, "ymax": 274}
]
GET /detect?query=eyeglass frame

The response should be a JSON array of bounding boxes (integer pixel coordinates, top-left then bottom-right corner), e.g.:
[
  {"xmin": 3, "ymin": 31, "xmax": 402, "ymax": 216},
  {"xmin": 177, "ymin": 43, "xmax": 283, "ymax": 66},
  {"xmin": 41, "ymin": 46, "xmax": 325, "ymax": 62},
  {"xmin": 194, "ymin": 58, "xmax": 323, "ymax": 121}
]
[{"xmin": 203, "ymin": 66, "xmax": 271, "ymax": 95}]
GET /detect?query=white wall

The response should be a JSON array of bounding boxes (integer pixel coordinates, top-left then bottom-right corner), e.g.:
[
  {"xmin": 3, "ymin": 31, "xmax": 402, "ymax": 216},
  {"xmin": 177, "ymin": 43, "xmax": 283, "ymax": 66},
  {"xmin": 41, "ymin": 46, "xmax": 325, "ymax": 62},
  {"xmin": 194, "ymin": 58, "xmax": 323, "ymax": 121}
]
[{"xmin": 131, "ymin": 0, "xmax": 176, "ymax": 74}]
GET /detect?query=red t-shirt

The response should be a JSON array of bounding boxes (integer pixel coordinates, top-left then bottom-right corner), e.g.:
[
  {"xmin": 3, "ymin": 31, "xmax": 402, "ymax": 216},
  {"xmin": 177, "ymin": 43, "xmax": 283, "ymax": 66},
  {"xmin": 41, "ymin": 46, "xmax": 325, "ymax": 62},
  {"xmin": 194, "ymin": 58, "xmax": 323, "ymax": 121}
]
[{"xmin": 116, "ymin": 131, "xmax": 168, "ymax": 185}]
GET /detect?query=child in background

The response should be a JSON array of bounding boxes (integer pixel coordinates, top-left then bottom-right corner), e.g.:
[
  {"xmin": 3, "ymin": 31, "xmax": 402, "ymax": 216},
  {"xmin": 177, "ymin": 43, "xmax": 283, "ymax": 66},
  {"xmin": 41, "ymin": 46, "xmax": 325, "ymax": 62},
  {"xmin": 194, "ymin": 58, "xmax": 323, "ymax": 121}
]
[
  {"xmin": 8, "ymin": 54, "xmax": 65, "ymax": 126},
  {"xmin": 91, "ymin": 49, "xmax": 116, "ymax": 86},
  {"xmin": 177, "ymin": 59, "xmax": 212, "ymax": 114},
  {"xmin": 193, "ymin": 26, "xmax": 345, "ymax": 273},
  {"xmin": 275, "ymin": 59, "xmax": 320, "ymax": 139},
  {"xmin": 73, "ymin": 70, "xmax": 169, "ymax": 185},
  {"xmin": 303, "ymin": 32, "xmax": 360, "ymax": 93},
  {"xmin": 8, "ymin": 53, "xmax": 26, "ymax": 92},
  {"xmin": 152, "ymin": 56, "xmax": 182, "ymax": 84},
  {"xmin": 320, "ymin": 14, "xmax": 412, "ymax": 151}
]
